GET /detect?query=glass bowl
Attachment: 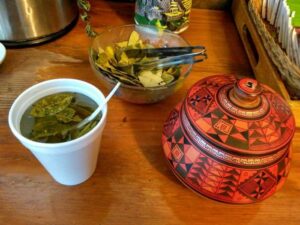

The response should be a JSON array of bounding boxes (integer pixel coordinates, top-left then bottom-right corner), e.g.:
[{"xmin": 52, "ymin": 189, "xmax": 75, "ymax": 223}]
[{"xmin": 89, "ymin": 24, "xmax": 193, "ymax": 104}]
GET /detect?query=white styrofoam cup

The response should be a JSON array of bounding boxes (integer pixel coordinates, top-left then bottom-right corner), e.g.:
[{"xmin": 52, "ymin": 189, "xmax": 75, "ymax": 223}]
[{"xmin": 8, "ymin": 79, "xmax": 107, "ymax": 185}]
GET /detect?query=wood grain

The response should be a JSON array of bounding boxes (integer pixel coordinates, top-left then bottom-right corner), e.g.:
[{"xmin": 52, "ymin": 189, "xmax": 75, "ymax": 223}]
[
  {"xmin": 0, "ymin": 1, "xmax": 299, "ymax": 225},
  {"xmin": 192, "ymin": 0, "xmax": 232, "ymax": 9}
]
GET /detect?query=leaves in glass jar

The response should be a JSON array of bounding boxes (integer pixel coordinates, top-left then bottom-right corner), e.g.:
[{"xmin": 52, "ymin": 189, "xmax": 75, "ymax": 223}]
[
  {"xmin": 138, "ymin": 69, "xmax": 165, "ymax": 87},
  {"xmin": 93, "ymin": 30, "xmax": 181, "ymax": 88},
  {"xmin": 128, "ymin": 31, "xmax": 140, "ymax": 46}
]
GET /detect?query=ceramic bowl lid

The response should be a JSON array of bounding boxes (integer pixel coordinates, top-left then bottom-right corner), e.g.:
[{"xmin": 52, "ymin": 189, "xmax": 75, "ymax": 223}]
[{"xmin": 184, "ymin": 75, "xmax": 295, "ymax": 155}]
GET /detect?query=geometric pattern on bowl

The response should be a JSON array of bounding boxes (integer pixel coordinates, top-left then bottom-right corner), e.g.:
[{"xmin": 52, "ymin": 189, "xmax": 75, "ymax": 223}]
[{"xmin": 162, "ymin": 75, "xmax": 295, "ymax": 204}]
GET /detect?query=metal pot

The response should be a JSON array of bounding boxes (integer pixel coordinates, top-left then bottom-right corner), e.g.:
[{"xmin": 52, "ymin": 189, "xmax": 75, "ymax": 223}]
[
  {"xmin": 0, "ymin": 0, "xmax": 78, "ymax": 47},
  {"xmin": 162, "ymin": 75, "xmax": 295, "ymax": 204}
]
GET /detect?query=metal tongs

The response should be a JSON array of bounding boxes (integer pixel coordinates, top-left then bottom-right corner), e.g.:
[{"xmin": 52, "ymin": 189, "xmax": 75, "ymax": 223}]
[{"xmin": 124, "ymin": 45, "xmax": 207, "ymax": 70}]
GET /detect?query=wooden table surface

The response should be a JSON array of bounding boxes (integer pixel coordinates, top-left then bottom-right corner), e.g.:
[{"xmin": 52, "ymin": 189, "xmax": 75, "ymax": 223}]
[{"xmin": 0, "ymin": 1, "xmax": 299, "ymax": 225}]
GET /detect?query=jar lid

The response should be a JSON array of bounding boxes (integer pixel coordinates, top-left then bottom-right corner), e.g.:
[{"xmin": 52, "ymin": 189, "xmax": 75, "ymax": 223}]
[{"xmin": 184, "ymin": 75, "xmax": 295, "ymax": 155}]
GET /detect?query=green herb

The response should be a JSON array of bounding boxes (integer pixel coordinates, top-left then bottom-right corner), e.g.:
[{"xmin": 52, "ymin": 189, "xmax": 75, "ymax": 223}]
[
  {"xmin": 30, "ymin": 93, "xmax": 75, "ymax": 117},
  {"xmin": 93, "ymin": 31, "xmax": 181, "ymax": 88},
  {"xmin": 56, "ymin": 107, "xmax": 82, "ymax": 123},
  {"xmin": 21, "ymin": 92, "xmax": 100, "ymax": 143},
  {"xmin": 77, "ymin": 0, "xmax": 97, "ymax": 37}
]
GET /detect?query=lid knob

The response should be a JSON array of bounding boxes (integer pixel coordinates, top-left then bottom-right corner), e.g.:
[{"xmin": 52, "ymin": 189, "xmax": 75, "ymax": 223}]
[{"xmin": 229, "ymin": 78, "xmax": 263, "ymax": 108}]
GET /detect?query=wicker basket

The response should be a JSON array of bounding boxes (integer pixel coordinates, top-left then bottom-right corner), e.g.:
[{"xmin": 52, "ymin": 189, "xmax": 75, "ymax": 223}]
[{"xmin": 248, "ymin": 0, "xmax": 300, "ymax": 99}]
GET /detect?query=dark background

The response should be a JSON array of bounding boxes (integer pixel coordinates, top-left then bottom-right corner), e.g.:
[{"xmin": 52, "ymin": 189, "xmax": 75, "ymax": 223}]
[{"xmin": 108, "ymin": 0, "xmax": 232, "ymax": 10}]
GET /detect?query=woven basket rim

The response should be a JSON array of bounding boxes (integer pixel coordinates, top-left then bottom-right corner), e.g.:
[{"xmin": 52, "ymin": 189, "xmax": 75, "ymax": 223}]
[
  {"xmin": 248, "ymin": 0, "xmax": 300, "ymax": 98},
  {"xmin": 249, "ymin": 0, "xmax": 300, "ymax": 75}
]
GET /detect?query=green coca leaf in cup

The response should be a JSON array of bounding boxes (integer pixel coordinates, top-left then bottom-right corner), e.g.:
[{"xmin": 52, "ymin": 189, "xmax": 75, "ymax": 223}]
[
  {"xmin": 31, "ymin": 116, "xmax": 72, "ymax": 141},
  {"xmin": 56, "ymin": 107, "xmax": 82, "ymax": 123},
  {"xmin": 21, "ymin": 92, "xmax": 100, "ymax": 143},
  {"xmin": 30, "ymin": 93, "xmax": 75, "ymax": 117}
]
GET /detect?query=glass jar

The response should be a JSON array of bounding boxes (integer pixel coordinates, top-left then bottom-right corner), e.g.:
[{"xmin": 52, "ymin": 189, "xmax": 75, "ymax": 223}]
[{"xmin": 134, "ymin": 0, "xmax": 192, "ymax": 33}]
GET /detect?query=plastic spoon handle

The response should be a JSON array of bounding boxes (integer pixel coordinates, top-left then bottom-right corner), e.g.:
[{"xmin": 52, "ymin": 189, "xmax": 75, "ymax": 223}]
[{"xmin": 75, "ymin": 81, "xmax": 121, "ymax": 130}]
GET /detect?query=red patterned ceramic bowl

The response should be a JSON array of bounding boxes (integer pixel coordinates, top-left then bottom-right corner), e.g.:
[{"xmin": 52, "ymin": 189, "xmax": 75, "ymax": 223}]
[{"xmin": 162, "ymin": 75, "xmax": 295, "ymax": 204}]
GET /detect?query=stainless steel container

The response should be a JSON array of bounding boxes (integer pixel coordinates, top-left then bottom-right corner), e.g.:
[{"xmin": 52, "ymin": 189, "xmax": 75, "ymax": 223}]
[{"xmin": 0, "ymin": 0, "xmax": 78, "ymax": 47}]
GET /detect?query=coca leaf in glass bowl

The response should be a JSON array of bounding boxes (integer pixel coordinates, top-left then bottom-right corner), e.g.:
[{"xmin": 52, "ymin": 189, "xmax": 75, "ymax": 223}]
[{"xmin": 89, "ymin": 24, "xmax": 204, "ymax": 104}]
